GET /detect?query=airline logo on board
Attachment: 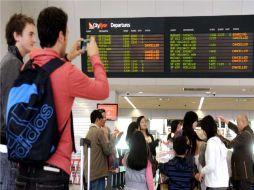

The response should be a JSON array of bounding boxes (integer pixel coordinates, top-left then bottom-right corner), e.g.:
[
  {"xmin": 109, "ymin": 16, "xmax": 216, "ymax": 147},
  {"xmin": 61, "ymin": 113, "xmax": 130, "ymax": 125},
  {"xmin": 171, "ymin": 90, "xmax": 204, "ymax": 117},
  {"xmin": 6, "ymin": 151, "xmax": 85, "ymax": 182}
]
[
  {"xmin": 88, "ymin": 22, "xmax": 131, "ymax": 29},
  {"xmin": 89, "ymin": 22, "xmax": 108, "ymax": 29}
]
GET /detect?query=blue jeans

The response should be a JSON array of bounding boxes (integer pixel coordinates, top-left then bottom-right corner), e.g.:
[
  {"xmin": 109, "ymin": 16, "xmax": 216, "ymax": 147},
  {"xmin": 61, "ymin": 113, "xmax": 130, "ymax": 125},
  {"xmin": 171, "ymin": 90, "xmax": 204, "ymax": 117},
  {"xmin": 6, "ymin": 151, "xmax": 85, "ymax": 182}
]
[
  {"xmin": 90, "ymin": 177, "xmax": 105, "ymax": 190},
  {"xmin": 15, "ymin": 164, "xmax": 69, "ymax": 190},
  {"xmin": 0, "ymin": 152, "xmax": 18, "ymax": 190}
]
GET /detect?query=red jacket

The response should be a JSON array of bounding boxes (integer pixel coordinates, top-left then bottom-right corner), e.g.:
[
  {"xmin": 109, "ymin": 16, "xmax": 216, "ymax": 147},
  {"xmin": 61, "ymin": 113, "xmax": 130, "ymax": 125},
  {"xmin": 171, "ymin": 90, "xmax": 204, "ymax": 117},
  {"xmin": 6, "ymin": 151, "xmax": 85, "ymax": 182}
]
[{"xmin": 29, "ymin": 48, "xmax": 109, "ymax": 174}]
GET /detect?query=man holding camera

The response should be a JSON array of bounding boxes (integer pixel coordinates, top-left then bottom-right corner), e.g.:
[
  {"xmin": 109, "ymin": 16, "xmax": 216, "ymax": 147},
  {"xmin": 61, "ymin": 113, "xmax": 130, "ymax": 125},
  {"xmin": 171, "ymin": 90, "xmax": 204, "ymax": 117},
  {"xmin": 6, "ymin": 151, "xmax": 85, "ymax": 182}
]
[{"xmin": 14, "ymin": 7, "xmax": 109, "ymax": 190}]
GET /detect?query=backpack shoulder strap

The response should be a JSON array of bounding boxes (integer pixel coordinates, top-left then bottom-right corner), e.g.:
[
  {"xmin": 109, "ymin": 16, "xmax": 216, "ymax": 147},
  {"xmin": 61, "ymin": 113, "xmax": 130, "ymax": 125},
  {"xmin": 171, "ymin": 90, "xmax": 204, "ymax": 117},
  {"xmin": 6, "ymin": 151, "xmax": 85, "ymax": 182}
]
[
  {"xmin": 58, "ymin": 111, "xmax": 76, "ymax": 153},
  {"xmin": 41, "ymin": 58, "xmax": 65, "ymax": 74}
]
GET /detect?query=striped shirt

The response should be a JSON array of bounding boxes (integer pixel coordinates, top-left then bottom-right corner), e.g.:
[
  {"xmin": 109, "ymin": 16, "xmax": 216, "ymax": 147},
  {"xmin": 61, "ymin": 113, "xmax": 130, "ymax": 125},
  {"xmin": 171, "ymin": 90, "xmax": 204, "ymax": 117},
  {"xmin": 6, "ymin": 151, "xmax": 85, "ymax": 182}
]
[{"xmin": 159, "ymin": 156, "xmax": 194, "ymax": 190}]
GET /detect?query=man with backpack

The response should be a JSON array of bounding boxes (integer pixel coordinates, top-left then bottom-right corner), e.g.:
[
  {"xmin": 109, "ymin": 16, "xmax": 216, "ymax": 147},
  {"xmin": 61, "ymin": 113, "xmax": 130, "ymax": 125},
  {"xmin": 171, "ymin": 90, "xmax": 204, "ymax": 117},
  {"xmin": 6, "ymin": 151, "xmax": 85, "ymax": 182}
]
[
  {"xmin": 0, "ymin": 13, "xmax": 36, "ymax": 190},
  {"xmin": 11, "ymin": 7, "xmax": 109, "ymax": 189}
]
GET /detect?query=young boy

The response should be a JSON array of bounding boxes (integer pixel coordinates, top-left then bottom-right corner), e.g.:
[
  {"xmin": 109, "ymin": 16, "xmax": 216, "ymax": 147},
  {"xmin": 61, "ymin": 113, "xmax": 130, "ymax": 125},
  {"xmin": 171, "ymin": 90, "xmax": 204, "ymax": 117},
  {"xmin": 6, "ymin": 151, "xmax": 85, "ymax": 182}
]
[
  {"xmin": 158, "ymin": 136, "xmax": 194, "ymax": 190},
  {"xmin": 0, "ymin": 13, "xmax": 36, "ymax": 190}
]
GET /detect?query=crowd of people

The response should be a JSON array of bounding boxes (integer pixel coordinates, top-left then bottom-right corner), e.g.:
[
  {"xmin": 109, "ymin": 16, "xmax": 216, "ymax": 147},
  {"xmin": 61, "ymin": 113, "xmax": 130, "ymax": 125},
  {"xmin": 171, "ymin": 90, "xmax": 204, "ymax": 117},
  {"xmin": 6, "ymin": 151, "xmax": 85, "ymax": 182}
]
[
  {"xmin": 122, "ymin": 113, "xmax": 253, "ymax": 190},
  {"xmin": 83, "ymin": 110, "xmax": 254, "ymax": 190},
  {"xmin": 1, "ymin": 5, "xmax": 254, "ymax": 190}
]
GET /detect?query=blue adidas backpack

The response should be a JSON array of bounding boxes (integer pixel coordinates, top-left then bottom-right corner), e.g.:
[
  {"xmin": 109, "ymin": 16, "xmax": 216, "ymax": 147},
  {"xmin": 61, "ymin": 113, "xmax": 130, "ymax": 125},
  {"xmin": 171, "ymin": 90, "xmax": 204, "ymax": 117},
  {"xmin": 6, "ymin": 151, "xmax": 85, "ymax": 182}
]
[{"xmin": 6, "ymin": 58, "xmax": 65, "ymax": 164}]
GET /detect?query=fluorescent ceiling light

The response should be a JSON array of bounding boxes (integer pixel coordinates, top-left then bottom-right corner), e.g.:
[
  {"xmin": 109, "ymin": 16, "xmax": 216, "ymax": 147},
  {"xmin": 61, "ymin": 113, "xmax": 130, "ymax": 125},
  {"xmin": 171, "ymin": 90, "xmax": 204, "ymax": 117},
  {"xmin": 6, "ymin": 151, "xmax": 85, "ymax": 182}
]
[
  {"xmin": 198, "ymin": 97, "xmax": 205, "ymax": 110},
  {"xmin": 124, "ymin": 96, "xmax": 136, "ymax": 109}
]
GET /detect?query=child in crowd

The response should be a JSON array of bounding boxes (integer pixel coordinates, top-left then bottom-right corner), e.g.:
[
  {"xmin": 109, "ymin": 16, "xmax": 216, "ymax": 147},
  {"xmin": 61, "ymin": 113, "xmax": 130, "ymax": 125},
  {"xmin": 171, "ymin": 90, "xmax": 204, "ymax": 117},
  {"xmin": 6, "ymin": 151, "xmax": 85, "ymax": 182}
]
[{"xmin": 158, "ymin": 136, "xmax": 194, "ymax": 190}]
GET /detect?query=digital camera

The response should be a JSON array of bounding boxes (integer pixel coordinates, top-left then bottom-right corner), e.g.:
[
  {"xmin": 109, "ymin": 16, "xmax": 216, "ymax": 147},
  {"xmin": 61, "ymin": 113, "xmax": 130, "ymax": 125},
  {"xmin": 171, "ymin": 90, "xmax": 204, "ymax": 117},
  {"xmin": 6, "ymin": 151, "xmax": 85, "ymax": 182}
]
[{"xmin": 80, "ymin": 39, "xmax": 90, "ymax": 51}]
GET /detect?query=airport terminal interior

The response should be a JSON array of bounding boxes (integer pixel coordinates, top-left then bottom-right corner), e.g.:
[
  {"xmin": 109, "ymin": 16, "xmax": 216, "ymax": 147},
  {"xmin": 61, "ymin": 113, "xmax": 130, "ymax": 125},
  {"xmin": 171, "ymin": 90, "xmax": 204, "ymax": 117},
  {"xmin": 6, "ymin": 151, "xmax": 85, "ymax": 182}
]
[{"xmin": 2, "ymin": 0, "xmax": 254, "ymax": 189}]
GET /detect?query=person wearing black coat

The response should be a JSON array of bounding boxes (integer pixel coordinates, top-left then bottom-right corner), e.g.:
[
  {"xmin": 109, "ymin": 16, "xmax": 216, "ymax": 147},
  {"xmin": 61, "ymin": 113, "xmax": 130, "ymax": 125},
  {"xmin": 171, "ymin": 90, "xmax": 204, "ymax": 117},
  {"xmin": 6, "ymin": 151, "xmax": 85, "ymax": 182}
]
[
  {"xmin": 137, "ymin": 116, "xmax": 160, "ymax": 176},
  {"xmin": 218, "ymin": 114, "xmax": 254, "ymax": 190}
]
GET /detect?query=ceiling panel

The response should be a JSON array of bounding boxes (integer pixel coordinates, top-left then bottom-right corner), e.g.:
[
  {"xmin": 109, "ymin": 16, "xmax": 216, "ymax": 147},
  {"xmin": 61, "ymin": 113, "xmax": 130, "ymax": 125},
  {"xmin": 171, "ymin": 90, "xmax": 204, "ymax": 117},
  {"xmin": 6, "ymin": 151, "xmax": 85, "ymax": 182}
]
[
  {"xmin": 112, "ymin": 84, "xmax": 254, "ymax": 97},
  {"xmin": 118, "ymin": 96, "xmax": 254, "ymax": 110}
]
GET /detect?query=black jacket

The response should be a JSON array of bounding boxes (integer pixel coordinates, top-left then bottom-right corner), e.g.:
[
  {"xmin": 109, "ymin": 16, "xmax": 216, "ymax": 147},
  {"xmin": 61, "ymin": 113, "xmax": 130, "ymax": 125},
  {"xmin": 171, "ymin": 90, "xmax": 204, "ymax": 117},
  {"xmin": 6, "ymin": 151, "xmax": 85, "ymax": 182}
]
[
  {"xmin": 147, "ymin": 134, "xmax": 159, "ymax": 156},
  {"xmin": 219, "ymin": 122, "xmax": 254, "ymax": 182}
]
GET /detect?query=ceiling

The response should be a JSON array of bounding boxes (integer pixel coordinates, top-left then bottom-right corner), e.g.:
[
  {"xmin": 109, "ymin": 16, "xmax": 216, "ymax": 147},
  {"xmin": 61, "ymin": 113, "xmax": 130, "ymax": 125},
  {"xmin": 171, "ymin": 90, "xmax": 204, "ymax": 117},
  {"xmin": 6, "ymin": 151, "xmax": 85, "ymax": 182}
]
[
  {"xmin": 118, "ymin": 96, "xmax": 254, "ymax": 110},
  {"xmin": 112, "ymin": 84, "xmax": 254, "ymax": 110}
]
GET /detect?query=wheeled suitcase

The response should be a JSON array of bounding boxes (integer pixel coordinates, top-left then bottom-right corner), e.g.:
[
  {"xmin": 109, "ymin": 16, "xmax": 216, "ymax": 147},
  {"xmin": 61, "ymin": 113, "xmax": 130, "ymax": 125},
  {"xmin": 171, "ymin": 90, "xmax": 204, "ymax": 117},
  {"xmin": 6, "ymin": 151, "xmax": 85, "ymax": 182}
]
[{"xmin": 80, "ymin": 138, "xmax": 91, "ymax": 190}]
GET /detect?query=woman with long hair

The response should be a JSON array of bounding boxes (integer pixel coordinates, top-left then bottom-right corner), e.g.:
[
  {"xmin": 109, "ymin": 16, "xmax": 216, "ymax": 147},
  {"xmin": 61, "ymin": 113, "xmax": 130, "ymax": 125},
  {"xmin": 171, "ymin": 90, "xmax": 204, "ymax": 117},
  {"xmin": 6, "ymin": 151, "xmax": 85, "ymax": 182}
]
[
  {"xmin": 182, "ymin": 111, "xmax": 202, "ymax": 156},
  {"xmin": 137, "ymin": 116, "xmax": 160, "ymax": 177},
  {"xmin": 182, "ymin": 111, "xmax": 205, "ymax": 189},
  {"xmin": 137, "ymin": 116, "xmax": 160, "ymax": 157},
  {"xmin": 123, "ymin": 131, "xmax": 154, "ymax": 190}
]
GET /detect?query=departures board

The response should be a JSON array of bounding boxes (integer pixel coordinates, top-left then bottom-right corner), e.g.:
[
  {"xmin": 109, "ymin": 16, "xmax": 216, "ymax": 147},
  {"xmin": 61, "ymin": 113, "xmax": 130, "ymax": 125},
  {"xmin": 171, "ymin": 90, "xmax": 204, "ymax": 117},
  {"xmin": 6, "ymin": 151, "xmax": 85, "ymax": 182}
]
[{"xmin": 80, "ymin": 15, "xmax": 254, "ymax": 78}]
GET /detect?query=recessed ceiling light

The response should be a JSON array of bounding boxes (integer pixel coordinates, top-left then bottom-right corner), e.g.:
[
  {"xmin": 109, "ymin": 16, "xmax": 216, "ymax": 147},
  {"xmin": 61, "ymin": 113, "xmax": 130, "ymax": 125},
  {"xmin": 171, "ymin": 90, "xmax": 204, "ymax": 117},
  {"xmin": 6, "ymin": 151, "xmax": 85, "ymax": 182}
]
[
  {"xmin": 138, "ymin": 91, "xmax": 143, "ymax": 94},
  {"xmin": 159, "ymin": 98, "xmax": 162, "ymax": 101},
  {"xmin": 124, "ymin": 96, "xmax": 136, "ymax": 109},
  {"xmin": 242, "ymin": 88, "xmax": 246, "ymax": 92},
  {"xmin": 198, "ymin": 97, "xmax": 205, "ymax": 110}
]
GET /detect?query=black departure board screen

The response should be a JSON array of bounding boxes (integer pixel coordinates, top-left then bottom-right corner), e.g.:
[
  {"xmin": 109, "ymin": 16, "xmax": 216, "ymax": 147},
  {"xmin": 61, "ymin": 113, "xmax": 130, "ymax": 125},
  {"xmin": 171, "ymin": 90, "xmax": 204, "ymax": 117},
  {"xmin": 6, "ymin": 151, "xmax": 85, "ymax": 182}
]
[{"xmin": 80, "ymin": 15, "xmax": 254, "ymax": 78}]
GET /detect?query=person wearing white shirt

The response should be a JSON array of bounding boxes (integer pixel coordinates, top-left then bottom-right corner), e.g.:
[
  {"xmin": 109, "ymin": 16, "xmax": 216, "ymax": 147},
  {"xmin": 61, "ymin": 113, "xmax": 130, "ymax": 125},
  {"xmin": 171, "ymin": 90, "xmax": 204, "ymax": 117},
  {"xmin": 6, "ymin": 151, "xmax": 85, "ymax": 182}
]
[{"xmin": 197, "ymin": 115, "xmax": 229, "ymax": 190}]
